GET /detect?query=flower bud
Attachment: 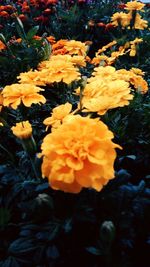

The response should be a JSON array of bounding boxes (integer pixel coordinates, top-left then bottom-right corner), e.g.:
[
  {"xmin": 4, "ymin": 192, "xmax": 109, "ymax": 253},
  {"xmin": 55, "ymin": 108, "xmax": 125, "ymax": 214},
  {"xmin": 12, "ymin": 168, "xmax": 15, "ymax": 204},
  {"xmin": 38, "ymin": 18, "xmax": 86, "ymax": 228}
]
[{"xmin": 100, "ymin": 221, "xmax": 116, "ymax": 244}]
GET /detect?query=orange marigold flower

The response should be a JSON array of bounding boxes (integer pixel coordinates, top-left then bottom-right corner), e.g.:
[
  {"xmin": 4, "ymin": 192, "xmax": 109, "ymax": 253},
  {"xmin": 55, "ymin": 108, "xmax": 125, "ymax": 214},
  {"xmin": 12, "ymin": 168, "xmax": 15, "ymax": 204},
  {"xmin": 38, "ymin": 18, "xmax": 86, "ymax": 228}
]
[
  {"xmin": 97, "ymin": 40, "xmax": 117, "ymax": 55},
  {"xmin": 43, "ymin": 102, "xmax": 72, "ymax": 129},
  {"xmin": 125, "ymin": 1, "xmax": 145, "ymax": 11},
  {"xmin": 0, "ymin": 11, "xmax": 9, "ymax": 18},
  {"xmin": 0, "ymin": 93, "xmax": 3, "ymax": 112},
  {"xmin": 76, "ymin": 79, "xmax": 133, "ymax": 115},
  {"xmin": 2, "ymin": 84, "xmax": 46, "ymax": 109},
  {"xmin": 17, "ymin": 70, "xmax": 47, "ymax": 86},
  {"xmin": 38, "ymin": 55, "xmax": 81, "ymax": 84},
  {"xmin": 11, "ymin": 121, "xmax": 32, "ymax": 139},
  {"xmin": 111, "ymin": 12, "xmax": 131, "ymax": 28},
  {"xmin": 41, "ymin": 115, "xmax": 121, "ymax": 193},
  {"xmin": 134, "ymin": 12, "xmax": 148, "ymax": 30},
  {"xmin": 130, "ymin": 67, "xmax": 144, "ymax": 76},
  {"xmin": 64, "ymin": 40, "xmax": 88, "ymax": 56},
  {"xmin": 0, "ymin": 40, "xmax": 6, "ymax": 50},
  {"xmin": 46, "ymin": 36, "xmax": 56, "ymax": 44}
]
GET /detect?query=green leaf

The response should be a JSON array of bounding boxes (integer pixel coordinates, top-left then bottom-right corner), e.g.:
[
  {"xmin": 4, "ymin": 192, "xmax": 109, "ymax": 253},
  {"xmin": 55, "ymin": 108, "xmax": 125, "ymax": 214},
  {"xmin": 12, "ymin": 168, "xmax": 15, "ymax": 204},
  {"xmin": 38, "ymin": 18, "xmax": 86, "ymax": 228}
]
[
  {"xmin": 0, "ymin": 207, "xmax": 11, "ymax": 226},
  {"xmin": 27, "ymin": 26, "xmax": 39, "ymax": 40},
  {"xmin": 86, "ymin": 247, "xmax": 102, "ymax": 256}
]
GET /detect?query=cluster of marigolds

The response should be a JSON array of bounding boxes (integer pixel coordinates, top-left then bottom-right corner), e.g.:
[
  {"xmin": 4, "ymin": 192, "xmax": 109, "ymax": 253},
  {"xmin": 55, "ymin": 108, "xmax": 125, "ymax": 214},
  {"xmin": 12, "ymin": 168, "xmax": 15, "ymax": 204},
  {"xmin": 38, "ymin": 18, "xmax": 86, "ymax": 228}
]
[{"xmin": 0, "ymin": 1, "xmax": 149, "ymax": 193}]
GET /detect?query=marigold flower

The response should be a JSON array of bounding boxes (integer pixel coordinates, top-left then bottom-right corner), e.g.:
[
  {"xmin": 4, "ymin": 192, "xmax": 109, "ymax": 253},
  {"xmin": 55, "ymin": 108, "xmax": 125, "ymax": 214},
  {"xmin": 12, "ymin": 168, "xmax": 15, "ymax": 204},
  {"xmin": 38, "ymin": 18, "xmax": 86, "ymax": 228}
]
[
  {"xmin": 46, "ymin": 36, "xmax": 56, "ymax": 44},
  {"xmin": 116, "ymin": 68, "xmax": 148, "ymax": 94},
  {"xmin": 134, "ymin": 13, "xmax": 148, "ymax": 30},
  {"xmin": 43, "ymin": 102, "xmax": 72, "ymax": 129},
  {"xmin": 17, "ymin": 70, "xmax": 47, "ymax": 86},
  {"xmin": 0, "ymin": 93, "xmax": 3, "ymax": 112},
  {"xmin": 0, "ymin": 40, "xmax": 6, "ymax": 50},
  {"xmin": 11, "ymin": 121, "xmax": 32, "ymax": 139},
  {"xmin": 130, "ymin": 67, "xmax": 144, "ymax": 76},
  {"xmin": 38, "ymin": 55, "xmax": 81, "ymax": 84},
  {"xmin": 125, "ymin": 1, "xmax": 145, "ymax": 11},
  {"xmin": 76, "ymin": 79, "xmax": 133, "ymax": 115},
  {"xmin": 111, "ymin": 12, "xmax": 131, "ymax": 28},
  {"xmin": 70, "ymin": 55, "xmax": 86, "ymax": 67},
  {"xmin": 2, "ymin": 84, "xmax": 46, "ymax": 109},
  {"xmin": 41, "ymin": 115, "xmax": 121, "ymax": 193},
  {"xmin": 97, "ymin": 41, "xmax": 117, "ymax": 55},
  {"xmin": 64, "ymin": 40, "xmax": 88, "ymax": 56}
]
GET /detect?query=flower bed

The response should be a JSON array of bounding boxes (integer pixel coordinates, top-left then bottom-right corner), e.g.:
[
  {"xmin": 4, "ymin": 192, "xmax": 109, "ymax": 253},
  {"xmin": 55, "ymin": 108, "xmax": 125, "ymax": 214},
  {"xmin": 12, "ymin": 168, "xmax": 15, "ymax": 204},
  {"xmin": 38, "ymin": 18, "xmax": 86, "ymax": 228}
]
[{"xmin": 0, "ymin": 1, "xmax": 150, "ymax": 267}]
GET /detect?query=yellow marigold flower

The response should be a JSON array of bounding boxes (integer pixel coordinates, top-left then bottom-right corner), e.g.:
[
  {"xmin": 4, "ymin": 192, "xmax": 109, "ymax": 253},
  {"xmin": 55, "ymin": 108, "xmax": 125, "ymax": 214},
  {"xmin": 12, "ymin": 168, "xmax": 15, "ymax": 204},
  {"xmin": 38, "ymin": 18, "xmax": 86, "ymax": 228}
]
[
  {"xmin": 111, "ymin": 12, "xmax": 131, "ymax": 28},
  {"xmin": 43, "ymin": 102, "xmax": 72, "ymax": 129},
  {"xmin": 130, "ymin": 75, "xmax": 148, "ymax": 93},
  {"xmin": 11, "ymin": 121, "xmax": 32, "ymax": 139},
  {"xmin": 130, "ymin": 67, "xmax": 144, "ymax": 76},
  {"xmin": 2, "ymin": 84, "xmax": 46, "ymax": 109},
  {"xmin": 97, "ymin": 40, "xmax": 117, "ymax": 55},
  {"xmin": 38, "ymin": 55, "xmax": 81, "ymax": 84},
  {"xmin": 125, "ymin": 1, "xmax": 145, "ymax": 11},
  {"xmin": 77, "ymin": 79, "xmax": 133, "ymax": 115},
  {"xmin": 134, "ymin": 13, "xmax": 148, "ymax": 30},
  {"xmin": 130, "ymin": 38, "xmax": 143, "ymax": 45},
  {"xmin": 64, "ymin": 40, "xmax": 88, "ymax": 56},
  {"xmin": 129, "ymin": 37, "xmax": 143, "ymax": 56},
  {"xmin": 41, "ymin": 115, "xmax": 121, "ymax": 193},
  {"xmin": 89, "ymin": 66, "xmax": 116, "ymax": 82},
  {"xmin": 17, "ymin": 70, "xmax": 47, "ymax": 86},
  {"xmin": 116, "ymin": 69, "xmax": 148, "ymax": 94},
  {"xmin": 91, "ymin": 55, "xmax": 109, "ymax": 66},
  {"xmin": 129, "ymin": 47, "xmax": 136, "ymax": 56},
  {"xmin": 70, "ymin": 55, "xmax": 86, "ymax": 67}
]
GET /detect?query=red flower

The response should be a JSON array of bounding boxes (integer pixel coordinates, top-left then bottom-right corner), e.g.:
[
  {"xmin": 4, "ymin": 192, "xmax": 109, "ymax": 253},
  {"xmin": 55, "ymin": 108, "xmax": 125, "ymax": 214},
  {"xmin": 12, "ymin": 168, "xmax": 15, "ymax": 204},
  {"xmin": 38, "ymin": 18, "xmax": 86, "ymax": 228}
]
[
  {"xmin": 43, "ymin": 8, "xmax": 52, "ymax": 15},
  {"xmin": 0, "ymin": 11, "xmax": 9, "ymax": 18},
  {"xmin": 117, "ymin": 3, "xmax": 126, "ymax": 9},
  {"xmin": 18, "ymin": 14, "xmax": 27, "ymax": 22},
  {"xmin": 105, "ymin": 23, "xmax": 115, "ymax": 31}
]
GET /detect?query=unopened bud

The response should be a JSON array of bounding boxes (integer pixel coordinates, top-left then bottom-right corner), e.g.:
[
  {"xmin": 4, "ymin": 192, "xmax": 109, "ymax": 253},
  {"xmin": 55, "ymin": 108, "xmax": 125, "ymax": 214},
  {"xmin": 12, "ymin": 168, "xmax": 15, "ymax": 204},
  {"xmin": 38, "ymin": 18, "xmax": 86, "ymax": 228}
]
[{"xmin": 100, "ymin": 221, "xmax": 115, "ymax": 244}]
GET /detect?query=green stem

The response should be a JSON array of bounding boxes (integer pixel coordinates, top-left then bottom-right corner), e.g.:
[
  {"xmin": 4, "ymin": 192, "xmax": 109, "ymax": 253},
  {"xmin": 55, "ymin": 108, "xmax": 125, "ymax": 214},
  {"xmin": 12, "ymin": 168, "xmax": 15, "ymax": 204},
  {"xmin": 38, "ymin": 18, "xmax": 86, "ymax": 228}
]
[{"xmin": 0, "ymin": 143, "xmax": 15, "ymax": 163}]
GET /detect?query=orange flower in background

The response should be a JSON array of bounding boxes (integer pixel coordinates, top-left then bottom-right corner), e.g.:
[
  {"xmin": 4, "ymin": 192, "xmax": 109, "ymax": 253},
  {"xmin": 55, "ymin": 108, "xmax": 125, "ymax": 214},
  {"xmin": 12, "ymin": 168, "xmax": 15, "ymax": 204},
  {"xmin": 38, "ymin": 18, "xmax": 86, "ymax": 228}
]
[
  {"xmin": 43, "ymin": 102, "xmax": 72, "ymax": 129},
  {"xmin": 2, "ymin": 84, "xmax": 46, "ymax": 109},
  {"xmin": 46, "ymin": 36, "xmax": 56, "ymax": 44},
  {"xmin": 0, "ymin": 11, "xmax": 9, "ymax": 18},
  {"xmin": 0, "ymin": 93, "xmax": 3, "ymax": 112},
  {"xmin": 41, "ymin": 115, "xmax": 121, "ymax": 193},
  {"xmin": 0, "ymin": 40, "xmax": 6, "ymax": 50},
  {"xmin": 11, "ymin": 121, "xmax": 32, "ymax": 139}
]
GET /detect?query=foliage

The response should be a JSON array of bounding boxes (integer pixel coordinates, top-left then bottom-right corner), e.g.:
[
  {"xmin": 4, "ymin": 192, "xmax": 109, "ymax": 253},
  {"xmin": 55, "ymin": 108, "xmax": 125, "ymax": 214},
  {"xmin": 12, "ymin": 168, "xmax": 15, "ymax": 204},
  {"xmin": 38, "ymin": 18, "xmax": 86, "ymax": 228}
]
[{"xmin": 0, "ymin": 1, "xmax": 150, "ymax": 267}]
